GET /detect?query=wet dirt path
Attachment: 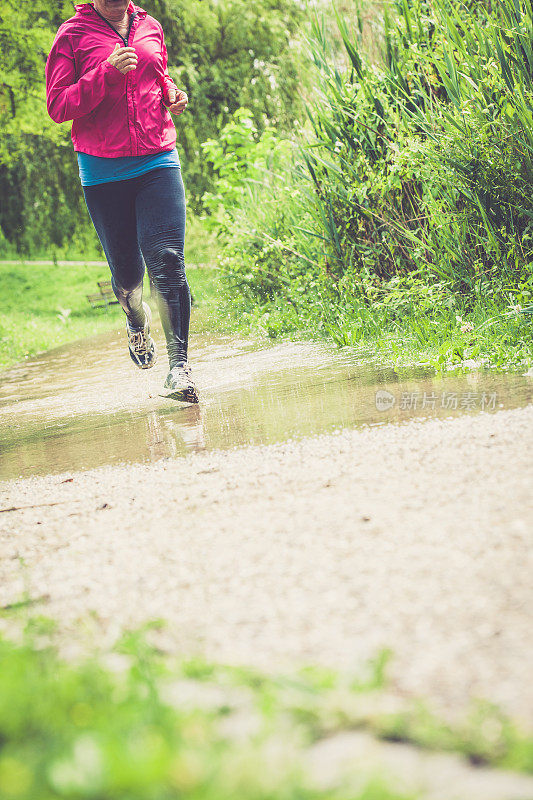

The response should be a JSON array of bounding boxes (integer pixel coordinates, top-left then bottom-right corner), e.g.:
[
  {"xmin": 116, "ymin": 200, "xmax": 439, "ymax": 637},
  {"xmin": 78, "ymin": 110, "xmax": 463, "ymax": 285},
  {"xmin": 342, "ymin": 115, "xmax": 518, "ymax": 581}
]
[
  {"xmin": 1, "ymin": 322, "xmax": 532, "ymax": 479},
  {"xmin": 0, "ymin": 320, "xmax": 532, "ymax": 727}
]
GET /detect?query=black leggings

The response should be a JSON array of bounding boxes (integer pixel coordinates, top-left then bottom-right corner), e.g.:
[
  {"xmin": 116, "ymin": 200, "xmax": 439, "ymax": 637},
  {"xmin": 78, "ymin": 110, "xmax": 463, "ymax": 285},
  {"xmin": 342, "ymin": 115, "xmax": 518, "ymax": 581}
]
[{"xmin": 83, "ymin": 166, "xmax": 191, "ymax": 368}]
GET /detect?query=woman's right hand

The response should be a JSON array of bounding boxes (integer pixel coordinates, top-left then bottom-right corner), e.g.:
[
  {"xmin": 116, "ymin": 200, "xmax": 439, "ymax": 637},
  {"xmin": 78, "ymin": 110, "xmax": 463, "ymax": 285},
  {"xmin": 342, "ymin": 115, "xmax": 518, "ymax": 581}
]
[{"xmin": 107, "ymin": 43, "xmax": 137, "ymax": 74}]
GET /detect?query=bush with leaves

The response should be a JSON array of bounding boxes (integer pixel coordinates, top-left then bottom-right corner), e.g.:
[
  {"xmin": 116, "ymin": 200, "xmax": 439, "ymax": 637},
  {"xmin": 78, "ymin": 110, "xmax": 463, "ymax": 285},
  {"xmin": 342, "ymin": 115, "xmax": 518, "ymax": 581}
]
[{"xmin": 205, "ymin": 0, "xmax": 533, "ymax": 364}]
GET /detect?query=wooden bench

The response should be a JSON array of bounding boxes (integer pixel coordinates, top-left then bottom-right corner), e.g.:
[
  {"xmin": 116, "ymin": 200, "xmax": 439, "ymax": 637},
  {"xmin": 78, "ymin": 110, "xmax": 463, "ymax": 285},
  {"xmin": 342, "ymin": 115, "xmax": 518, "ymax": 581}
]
[{"xmin": 87, "ymin": 280, "xmax": 119, "ymax": 309}]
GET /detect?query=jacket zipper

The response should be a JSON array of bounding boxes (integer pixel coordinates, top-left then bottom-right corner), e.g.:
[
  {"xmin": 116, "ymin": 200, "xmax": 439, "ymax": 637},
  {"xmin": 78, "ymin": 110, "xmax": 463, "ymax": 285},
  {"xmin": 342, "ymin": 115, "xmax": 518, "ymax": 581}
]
[
  {"xmin": 91, "ymin": 6, "xmax": 137, "ymax": 46},
  {"xmin": 90, "ymin": 7, "xmax": 139, "ymax": 154}
]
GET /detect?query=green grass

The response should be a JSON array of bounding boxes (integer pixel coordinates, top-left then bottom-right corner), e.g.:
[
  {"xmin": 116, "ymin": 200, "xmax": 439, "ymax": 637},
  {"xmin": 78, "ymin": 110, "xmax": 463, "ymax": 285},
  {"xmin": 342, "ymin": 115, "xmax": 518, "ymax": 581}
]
[
  {"xmin": 215, "ymin": 272, "xmax": 533, "ymax": 374},
  {"xmin": 0, "ymin": 619, "xmax": 532, "ymax": 800},
  {"xmin": 2, "ymin": 248, "xmax": 531, "ymax": 381},
  {"xmin": 0, "ymin": 262, "xmax": 222, "ymax": 372},
  {"xmin": 0, "ymin": 211, "xmax": 221, "ymax": 371},
  {"xmin": 0, "ymin": 623, "xmax": 409, "ymax": 800}
]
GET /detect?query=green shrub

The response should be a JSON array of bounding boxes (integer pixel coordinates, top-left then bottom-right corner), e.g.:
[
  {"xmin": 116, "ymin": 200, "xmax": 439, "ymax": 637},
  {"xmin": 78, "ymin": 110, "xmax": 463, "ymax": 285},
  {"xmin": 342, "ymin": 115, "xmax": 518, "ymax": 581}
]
[{"xmin": 203, "ymin": 0, "xmax": 533, "ymax": 366}]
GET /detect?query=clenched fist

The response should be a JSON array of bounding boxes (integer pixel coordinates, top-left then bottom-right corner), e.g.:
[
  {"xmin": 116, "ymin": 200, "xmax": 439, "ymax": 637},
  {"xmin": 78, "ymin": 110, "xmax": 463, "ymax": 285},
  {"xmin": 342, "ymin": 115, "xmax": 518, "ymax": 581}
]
[
  {"xmin": 167, "ymin": 87, "xmax": 188, "ymax": 115},
  {"xmin": 107, "ymin": 43, "xmax": 138, "ymax": 75}
]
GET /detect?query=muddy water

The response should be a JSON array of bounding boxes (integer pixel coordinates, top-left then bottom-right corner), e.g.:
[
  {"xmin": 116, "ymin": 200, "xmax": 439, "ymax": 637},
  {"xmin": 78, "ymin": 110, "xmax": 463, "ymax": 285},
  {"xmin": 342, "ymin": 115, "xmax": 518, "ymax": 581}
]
[{"xmin": 0, "ymin": 324, "xmax": 532, "ymax": 480}]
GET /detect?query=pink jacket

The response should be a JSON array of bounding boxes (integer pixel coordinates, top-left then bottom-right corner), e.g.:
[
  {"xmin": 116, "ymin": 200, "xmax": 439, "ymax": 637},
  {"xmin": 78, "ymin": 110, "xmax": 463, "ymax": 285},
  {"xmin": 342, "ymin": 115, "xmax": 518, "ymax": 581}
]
[{"xmin": 45, "ymin": 1, "xmax": 178, "ymax": 156}]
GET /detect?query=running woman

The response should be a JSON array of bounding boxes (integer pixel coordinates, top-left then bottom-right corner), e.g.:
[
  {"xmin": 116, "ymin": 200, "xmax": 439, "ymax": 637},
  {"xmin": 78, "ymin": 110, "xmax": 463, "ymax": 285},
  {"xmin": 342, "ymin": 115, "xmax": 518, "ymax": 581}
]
[{"xmin": 46, "ymin": 0, "xmax": 198, "ymax": 402}]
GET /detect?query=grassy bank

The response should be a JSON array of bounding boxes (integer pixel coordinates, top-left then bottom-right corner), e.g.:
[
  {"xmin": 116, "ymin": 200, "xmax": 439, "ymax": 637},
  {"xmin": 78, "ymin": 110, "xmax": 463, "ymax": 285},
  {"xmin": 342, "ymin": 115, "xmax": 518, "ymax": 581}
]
[
  {"xmin": 2, "ymin": 248, "xmax": 531, "ymax": 378},
  {"xmin": 214, "ymin": 271, "xmax": 533, "ymax": 373},
  {"xmin": 0, "ymin": 619, "xmax": 532, "ymax": 800},
  {"xmin": 3, "ymin": 254, "xmax": 531, "ymax": 378},
  {"xmin": 0, "ymin": 262, "xmax": 220, "ymax": 372}
]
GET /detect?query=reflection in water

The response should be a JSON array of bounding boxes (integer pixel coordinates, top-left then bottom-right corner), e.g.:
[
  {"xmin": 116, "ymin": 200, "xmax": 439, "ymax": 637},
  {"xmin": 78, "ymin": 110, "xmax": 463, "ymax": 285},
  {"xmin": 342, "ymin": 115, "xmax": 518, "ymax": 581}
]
[
  {"xmin": 145, "ymin": 405, "xmax": 206, "ymax": 462},
  {"xmin": 0, "ymin": 322, "xmax": 532, "ymax": 479}
]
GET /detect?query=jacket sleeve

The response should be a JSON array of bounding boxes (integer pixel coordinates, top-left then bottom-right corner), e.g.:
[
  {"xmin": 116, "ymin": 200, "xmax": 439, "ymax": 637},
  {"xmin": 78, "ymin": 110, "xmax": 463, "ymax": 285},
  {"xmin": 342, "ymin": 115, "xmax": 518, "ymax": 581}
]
[
  {"xmin": 45, "ymin": 30, "xmax": 124, "ymax": 123},
  {"xmin": 158, "ymin": 27, "xmax": 178, "ymax": 102}
]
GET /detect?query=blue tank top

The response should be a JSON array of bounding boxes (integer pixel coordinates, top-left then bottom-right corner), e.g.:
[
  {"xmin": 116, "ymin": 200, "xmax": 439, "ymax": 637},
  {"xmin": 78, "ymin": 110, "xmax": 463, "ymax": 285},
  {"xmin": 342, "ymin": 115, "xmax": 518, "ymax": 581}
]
[{"xmin": 77, "ymin": 148, "xmax": 180, "ymax": 186}]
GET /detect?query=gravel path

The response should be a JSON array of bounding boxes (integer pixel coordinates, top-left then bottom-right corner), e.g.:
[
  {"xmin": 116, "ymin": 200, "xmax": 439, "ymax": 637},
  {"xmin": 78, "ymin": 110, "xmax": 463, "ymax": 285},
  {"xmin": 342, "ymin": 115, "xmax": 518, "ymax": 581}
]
[{"xmin": 1, "ymin": 404, "xmax": 532, "ymax": 724}]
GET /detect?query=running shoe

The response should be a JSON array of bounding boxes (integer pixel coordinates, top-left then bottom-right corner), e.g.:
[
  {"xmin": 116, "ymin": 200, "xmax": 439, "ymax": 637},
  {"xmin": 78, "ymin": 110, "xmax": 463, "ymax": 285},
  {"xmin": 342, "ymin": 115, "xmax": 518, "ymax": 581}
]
[
  {"xmin": 160, "ymin": 361, "xmax": 199, "ymax": 402},
  {"xmin": 127, "ymin": 301, "xmax": 157, "ymax": 369}
]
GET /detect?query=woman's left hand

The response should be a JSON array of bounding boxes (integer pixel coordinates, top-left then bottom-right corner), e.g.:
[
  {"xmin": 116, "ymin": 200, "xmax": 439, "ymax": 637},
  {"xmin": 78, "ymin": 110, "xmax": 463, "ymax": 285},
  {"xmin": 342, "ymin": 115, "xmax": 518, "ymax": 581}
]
[{"xmin": 167, "ymin": 88, "xmax": 188, "ymax": 115}]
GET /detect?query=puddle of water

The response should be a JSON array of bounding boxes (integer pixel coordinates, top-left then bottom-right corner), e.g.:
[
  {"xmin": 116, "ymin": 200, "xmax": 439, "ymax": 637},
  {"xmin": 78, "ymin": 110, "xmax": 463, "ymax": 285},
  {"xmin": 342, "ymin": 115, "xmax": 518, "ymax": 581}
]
[{"xmin": 0, "ymin": 322, "xmax": 532, "ymax": 480}]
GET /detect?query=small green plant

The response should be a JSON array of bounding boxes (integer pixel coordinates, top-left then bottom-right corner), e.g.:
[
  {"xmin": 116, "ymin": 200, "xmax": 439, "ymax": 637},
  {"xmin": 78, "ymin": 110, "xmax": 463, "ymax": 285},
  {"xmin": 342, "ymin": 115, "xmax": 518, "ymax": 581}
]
[{"xmin": 200, "ymin": 107, "xmax": 294, "ymax": 239}]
